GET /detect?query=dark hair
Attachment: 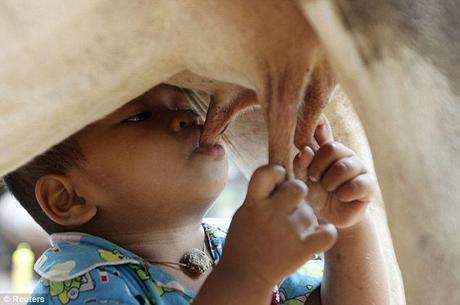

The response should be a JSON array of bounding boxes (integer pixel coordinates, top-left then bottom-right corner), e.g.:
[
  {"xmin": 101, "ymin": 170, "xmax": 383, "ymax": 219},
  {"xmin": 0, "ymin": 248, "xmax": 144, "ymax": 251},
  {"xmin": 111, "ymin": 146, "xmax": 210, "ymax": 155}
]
[{"xmin": 2, "ymin": 136, "xmax": 85, "ymax": 234}]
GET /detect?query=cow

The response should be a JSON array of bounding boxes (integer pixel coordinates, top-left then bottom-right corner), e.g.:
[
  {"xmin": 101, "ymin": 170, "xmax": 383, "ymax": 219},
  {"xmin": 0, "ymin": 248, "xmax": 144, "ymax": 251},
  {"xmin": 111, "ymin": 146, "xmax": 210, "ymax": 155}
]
[{"xmin": 1, "ymin": 1, "xmax": 458, "ymax": 304}]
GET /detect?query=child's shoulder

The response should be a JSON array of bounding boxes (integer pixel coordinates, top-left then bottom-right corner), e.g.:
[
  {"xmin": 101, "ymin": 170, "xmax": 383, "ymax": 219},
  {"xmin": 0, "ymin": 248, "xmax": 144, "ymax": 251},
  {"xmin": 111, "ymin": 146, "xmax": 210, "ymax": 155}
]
[
  {"xmin": 34, "ymin": 232, "xmax": 140, "ymax": 282},
  {"xmin": 31, "ymin": 265, "xmax": 143, "ymax": 305},
  {"xmin": 31, "ymin": 232, "xmax": 149, "ymax": 304},
  {"xmin": 30, "ymin": 222, "xmax": 230, "ymax": 305}
]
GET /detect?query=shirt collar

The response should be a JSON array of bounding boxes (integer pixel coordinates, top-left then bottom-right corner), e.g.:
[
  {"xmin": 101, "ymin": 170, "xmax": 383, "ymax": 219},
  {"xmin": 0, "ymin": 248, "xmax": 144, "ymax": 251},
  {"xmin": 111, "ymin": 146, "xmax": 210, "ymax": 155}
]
[
  {"xmin": 34, "ymin": 219, "xmax": 229, "ymax": 282},
  {"xmin": 34, "ymin": 232, "xmax": 141, "ymax": 282}
]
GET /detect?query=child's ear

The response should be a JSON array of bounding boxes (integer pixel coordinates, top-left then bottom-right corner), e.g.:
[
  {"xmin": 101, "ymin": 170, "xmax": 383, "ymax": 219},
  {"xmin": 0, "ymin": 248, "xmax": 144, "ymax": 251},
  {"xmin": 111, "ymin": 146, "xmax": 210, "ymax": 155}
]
[{"xmin": 35, "ymin": 174, "xmax": 97, "ymax": 227}]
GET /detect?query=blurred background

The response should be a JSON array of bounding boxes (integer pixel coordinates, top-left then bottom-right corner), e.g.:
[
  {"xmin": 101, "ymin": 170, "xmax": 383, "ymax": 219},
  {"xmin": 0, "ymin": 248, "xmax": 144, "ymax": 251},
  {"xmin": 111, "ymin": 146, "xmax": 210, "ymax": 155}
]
[{"xmin": 0, "ymin": 159, "xmax": 247, "ymax": 293}]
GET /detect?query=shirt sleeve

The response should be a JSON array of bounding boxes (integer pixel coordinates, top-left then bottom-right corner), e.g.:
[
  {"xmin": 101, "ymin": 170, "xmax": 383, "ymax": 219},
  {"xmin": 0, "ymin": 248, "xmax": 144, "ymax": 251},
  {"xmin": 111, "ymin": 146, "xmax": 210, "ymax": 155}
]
[
  {"xmin": 29, "ymin": 267, "xmax": 144, "ymax": 305},
  {"xmin": 278, "ymin": 257, "xmax": 324, "ymax": 304}
]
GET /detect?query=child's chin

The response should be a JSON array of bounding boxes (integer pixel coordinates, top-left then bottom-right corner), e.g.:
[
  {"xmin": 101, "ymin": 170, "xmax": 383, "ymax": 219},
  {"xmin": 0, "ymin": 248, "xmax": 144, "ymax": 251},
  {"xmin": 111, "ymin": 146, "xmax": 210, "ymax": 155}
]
[{"xmin": 192, "ymin": 165, "xmax": 227, "ymax": 190}]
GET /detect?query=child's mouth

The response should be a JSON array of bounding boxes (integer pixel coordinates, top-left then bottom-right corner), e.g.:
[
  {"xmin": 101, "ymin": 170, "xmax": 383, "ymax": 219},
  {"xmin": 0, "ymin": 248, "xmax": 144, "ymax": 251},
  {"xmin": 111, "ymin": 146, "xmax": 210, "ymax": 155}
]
[{"xmin": 193, "ymin": 143, "xmax": 225, "ymax": 158}]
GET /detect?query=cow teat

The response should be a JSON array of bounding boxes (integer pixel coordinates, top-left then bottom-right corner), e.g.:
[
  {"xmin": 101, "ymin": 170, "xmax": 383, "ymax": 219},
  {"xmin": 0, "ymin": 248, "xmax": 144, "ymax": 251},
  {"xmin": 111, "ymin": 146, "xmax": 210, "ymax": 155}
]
[{"xmin": 199, "ymin": 88, "xmax": 257, "ymax": 147}]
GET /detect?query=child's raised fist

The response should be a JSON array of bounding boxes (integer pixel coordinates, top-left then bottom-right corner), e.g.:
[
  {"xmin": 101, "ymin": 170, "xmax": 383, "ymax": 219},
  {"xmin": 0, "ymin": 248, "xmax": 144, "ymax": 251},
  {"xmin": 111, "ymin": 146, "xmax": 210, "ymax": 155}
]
[
  {"xmin": 294, "ymin": 114, "xmax": 377, "ymax": 229},
  {"xmin": 220, "ymin": 164, "xmax": 337, "ymax": 287}
]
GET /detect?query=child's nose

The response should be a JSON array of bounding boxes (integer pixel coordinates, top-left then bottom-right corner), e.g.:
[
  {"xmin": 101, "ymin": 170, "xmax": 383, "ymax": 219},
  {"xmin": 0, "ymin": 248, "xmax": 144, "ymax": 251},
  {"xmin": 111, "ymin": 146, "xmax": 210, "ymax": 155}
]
[{"xmin": 169, "ymin": 109, "xmax": 201, "ymax": 132}]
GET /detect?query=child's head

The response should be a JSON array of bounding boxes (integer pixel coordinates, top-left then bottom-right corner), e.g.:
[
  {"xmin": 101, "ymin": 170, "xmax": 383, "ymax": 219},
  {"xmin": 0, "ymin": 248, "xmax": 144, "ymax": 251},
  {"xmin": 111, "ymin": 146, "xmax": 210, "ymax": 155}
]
[{"xmin": 3, "ymin": 84, "xmax": 229, "ymax": 235}]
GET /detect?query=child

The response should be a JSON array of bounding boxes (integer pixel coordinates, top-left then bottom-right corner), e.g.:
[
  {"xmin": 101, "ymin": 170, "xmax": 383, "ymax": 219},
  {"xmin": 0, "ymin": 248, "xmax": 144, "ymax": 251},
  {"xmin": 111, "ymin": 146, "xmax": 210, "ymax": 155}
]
[{"xmin": 3, "ymin": 84, "xmax": 389, "ymax": 305}]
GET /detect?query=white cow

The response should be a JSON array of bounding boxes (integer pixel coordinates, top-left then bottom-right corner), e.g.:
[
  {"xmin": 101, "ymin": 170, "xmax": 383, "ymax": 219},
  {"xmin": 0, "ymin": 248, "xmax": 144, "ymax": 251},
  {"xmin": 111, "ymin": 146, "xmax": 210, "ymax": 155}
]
[{"xmin": 1, "ymin": 1, "xmax": 458, "ymax": 304}]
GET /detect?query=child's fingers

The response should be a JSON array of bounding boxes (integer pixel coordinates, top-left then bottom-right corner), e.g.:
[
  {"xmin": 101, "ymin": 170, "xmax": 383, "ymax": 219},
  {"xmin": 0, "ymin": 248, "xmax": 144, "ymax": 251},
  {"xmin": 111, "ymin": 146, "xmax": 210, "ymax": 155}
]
[
  {"xmin": 320, "ymin": 156, "xmax": 367, "ymax": 192},
  {"xmin": 335, "ymin": 174, "xmax": 375, "ymax": 203},
  {"xmin": 308, "ymin": 142, "xmax": 354, "ymax": 182},
  {"xmin": 302, "ymin": 223, "xmax": 337, "ymax": 254},
  {"xmin": 298, "ymin": 115, "xmax": 332, "ymax": 152},
  {"xmin": 293, "ymin": 146, "xmax": 315, "ymax": 181},
  {"xmin": 308, "ymin": 137, "xmax": 320, "ymax": 152},
  {"xmin": 287, "ymin": 201, "xmax": 318, "ymax": 237},
  {"xmin": 247, "ymin": 165, "xmax": 286, "ymax": 202},
  {"xmin": 314, "ymin": 114, "xmax": 334, "ymax": 146},
  {"xmin": 270, "ymin": 180, "xmax": 308, "ymax": 213}
]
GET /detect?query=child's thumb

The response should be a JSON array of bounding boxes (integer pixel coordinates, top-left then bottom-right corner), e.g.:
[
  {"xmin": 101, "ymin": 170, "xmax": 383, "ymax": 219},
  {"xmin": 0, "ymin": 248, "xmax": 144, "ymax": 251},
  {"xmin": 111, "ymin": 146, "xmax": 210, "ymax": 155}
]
[{"xmin": 246, "ymin": 165, "xmax": 286, "ymax": 202}]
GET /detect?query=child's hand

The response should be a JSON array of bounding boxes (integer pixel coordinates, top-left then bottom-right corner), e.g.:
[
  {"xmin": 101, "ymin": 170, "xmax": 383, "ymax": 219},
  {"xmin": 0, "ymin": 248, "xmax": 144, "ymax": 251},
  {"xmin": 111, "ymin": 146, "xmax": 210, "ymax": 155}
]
[
  {"xmin": 294, "ymin": 114, "xmax": 376, "ymax": 229},
  {"xmin": 220, "ymin": 165, "xmax": 337, "ymax": 287}
]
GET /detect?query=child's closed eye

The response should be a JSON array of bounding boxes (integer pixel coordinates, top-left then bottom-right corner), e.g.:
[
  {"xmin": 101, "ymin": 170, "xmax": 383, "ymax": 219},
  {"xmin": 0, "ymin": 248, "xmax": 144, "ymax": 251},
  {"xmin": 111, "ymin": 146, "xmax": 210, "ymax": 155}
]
[
  {"xmin": 123, "ymin": 111, "xmax": 152, "ymax": 123},
  {"xmin": 122, "ymin": 107, "xmax": 197, "ymax": 124}
]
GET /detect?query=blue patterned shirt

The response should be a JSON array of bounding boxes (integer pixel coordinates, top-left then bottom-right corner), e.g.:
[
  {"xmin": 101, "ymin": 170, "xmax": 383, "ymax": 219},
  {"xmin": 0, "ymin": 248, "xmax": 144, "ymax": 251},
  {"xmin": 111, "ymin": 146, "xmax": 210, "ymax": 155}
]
[{"xmin": 30, "ymin": 219, "xmax": 323, "ymax": 304}]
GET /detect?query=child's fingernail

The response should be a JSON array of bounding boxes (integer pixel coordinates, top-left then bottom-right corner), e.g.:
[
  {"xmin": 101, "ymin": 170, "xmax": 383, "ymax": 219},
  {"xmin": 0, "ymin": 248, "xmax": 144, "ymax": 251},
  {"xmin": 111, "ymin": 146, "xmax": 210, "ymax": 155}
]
[{"xmin": 309, "ymin": 175, "xmax": 318, "ymax": 182}]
